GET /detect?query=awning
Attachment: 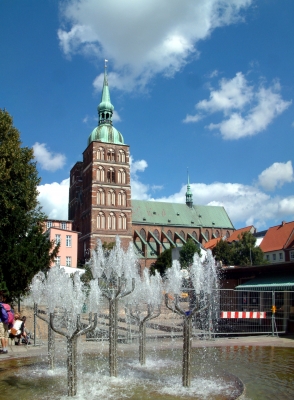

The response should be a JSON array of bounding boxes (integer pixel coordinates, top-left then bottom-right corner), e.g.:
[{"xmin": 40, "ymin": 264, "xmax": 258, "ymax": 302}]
[{"xmin": 235, "ymin": 275, "xmax": 294, "ymax": 291}]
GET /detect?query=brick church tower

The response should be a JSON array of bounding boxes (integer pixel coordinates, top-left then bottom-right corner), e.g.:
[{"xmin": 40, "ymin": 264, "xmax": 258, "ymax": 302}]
[{"xmin": 69, "ymin": 62, "xmax": 132, "ymax": 261}]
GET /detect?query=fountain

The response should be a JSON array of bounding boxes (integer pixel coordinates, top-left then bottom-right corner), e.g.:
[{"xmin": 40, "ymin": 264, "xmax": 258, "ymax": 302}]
[
  {"xmin": 127, "ymin": 269, "xmax": 162, "ymax": 365},
  {"xmin": 89, "ymin": 236, "xmax": 139, "ymax": 377},
  {"xmin": 30, "ymin": 267, "xmax": 99, "ymax": 396},
  {"xmin": 164, "ymin": 250, "xmax": 219, "ymax": 387},
  {"xmin": 3, "ymin": 237, "xmax": 293, "ymax": 398}
]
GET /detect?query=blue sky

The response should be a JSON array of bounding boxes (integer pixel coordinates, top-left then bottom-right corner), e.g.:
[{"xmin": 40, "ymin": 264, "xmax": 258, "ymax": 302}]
[{"xmin": 1, "ymin": 0, "xmax": 294, "ymax": 230}]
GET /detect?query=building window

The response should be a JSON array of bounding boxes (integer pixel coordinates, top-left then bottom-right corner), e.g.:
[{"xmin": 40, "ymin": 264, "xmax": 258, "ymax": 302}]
[
  {"xmin": 167, "ymin": 230, "xmax": 173, "ymax": 239},
  {"xmin": 205, "ymin": 230, "xmax": 210, "ymax": 241},
  {"xmin": 55, "ymin": 234, "xmax": 61, "ymax": 245},
  {"xmin": 215, "ymin": 230, "xmax": 220, "ymax": 238},
  {"xmin": 107, "ymin": 168, "xmax": 115, "ymax": 183},
  {"xmin": 55, "ymin": 256, "xmax": 60, "ymax": 266},
  {"xmin": 266, "ymin": 255, "xmax": 269, "ymax": 261},
  {"xmin": 226, "ymin": 231, "xmax": 230, "ymax": 238},
  {"xmin": 140, "ymin": 228, "xmax": 146, "ymax": 240},
  {"xmin": 290, "ymin": 251, "xmax": 294, "ymax": 260},
  {"xmin": 97, "ymin": 147, "xmax": 104, "ymax": 160},
  {"xmin": 66, "ymin": 235, "xmax": 72, "ymax": 247},
  {"xmin": 108, "ymin": 189, "xmax": 116, "ymax": 206},
  {"xmin": 154, "ymin": 229, "xmax": 160, "ymax": 239},
  {"xmin": 118, "ymin": 150, "xmax": 126, "ymax": 163},
  {"xmin": 97, "ymin": 166, "xmax": 105, "ymax": 182},
  {"xmin": 66, "ymin": 256, "xmax": 71, "ymax": 267},
  {"xmin": 97, "ymin": 189, "xmax": 105, "ymax": 205},
  {"xmin": 107, "ymin": 149, "xmax": 115, "ymax": 161},
  {"xmin": 279, "ymin": 252, "xmax": 283, "ymax": 260},
  {"xmin": 61, "ymin": 222, "xmax": 67, "ymax": 229},
  {"xmin": 97, "ymin": 212, "xmax": 106, "ymax": 229},
  {"xmin": 47, "ymin": 221, "xmax": 52, "ymax": 229},
  {"xmin": 118, "ymin": 169, "xmax": 126, "ymax": 184},
  {"xmin": 192, "ymin": 231, "xmax": 198, "ymax": 240},
  {"xmin": 273, "ymin": 254, "xmax": 276, "ymax": 261},
  {"xmin": 108, "ymin": 212, "xmax": 116, "ymax": 230},
  {"xmin": 179, "ymin": 230, "xmax": 185, "ymax": 240},
  {"xmin": 118, "ymin": 190, "xmax": 126, "ymax": 206},
  {"xmin": 118, "ymin": 213, "xmax": 127, "ymax": 230}
]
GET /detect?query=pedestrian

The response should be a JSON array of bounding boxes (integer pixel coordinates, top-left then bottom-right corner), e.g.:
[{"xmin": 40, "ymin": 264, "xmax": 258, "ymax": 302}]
[{"xmin": 0, "ymin": 294, "xmax": 10, "ymax": 354}]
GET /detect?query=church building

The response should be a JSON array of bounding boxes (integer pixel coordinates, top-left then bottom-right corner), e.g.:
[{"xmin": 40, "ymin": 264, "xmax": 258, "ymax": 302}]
[{"xmin": 68, "ymin": 65, "xmax": 235, "ymax": 268}]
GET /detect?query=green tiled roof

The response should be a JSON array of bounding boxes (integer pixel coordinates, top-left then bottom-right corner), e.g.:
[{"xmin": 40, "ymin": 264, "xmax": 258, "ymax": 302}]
[{"xmin": 131, "ymin": 200, "xmax": 234, "ymax": 229}]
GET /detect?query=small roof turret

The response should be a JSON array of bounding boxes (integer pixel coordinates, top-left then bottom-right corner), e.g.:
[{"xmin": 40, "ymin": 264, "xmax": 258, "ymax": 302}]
[{"xmin": 185, "ymin": 170, "xmax": 193, "ymax": 208}]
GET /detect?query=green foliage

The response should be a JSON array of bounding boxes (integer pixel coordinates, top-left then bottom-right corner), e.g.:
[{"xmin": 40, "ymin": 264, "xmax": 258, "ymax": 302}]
[
  {"xmin": 212, "ymin": 239, "xmax": 233, "ymax": 266},
  {"xmin": 179, "ymin": 238, "xmax": 201, "ymax": 269},
  {"xmin": 150, "ymin": 247, "xmax": 173, "ymax": 276},
  {"xmin": 0, "ymin": 109, "xmax": 59, "ymax": 302},
  {"xmin": 212, "ymin": 232, "xmax": 265, "ymax": 266},
  {"xmin": 231, "ymin": 231, "xmax": 265, "ymax": 266}
]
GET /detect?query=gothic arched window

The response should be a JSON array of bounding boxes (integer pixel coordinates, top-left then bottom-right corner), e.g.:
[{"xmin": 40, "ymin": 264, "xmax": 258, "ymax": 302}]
[
  {"xmin": 192, "ymin": 231, "xmax": 198, "ymax": 240},
  {"xmin": 97, "ymin": 147, "xmax": 104, "ymax": 160},
  {"xmin": 108, "ymin": 189, "xmax": 116, "ymax": 206},
  {"xmin": 107, "ymin": 149, "xmax": 115, "ymax": 161},
  {"xmin": 118, "ymin": 190, "xmax": 126, "ymax": 206},
  {"xmin": 180, "ymin": 230, "xmax": 185, "ymax": 240},
  {"xmin": 140, "ymin": 229, "xmax": 146, "ymax": 240},
  {"xmin": 118, "ymin": 213, "xmax": 127, "ymax": 230},
  {"xmin": 215, "ymin": 230, "xmax": 220, "ymax": 238},
  {"xmin": 226, "ymin": 230, "xmax": 230, "ymax": 238},
  {"xmin": 107, "ymin": 168, "xmax": 115, "ymax": 183},
  {"xmin": 97, "ymin": 166, "xmax": 105, "ymax": 182},
  {"xmin": 97, "ymin": 189, "xmax": 105, "ymax": 205},
  {"xmin": 118, "ymin": 169, "xmax": 126, "ymax": 184},
  {"xmin": 205, "ymin": 230, "xmax": 210, "ymax": 241},
  {"xmin": 108, "ymin": 212, "xmax": 116, "ymax": 230},
  {"xmin": 118, "ymin": 150, "xmax": 126, "ymax": 163},
  {"xmin": 97, "ymin": 212, "xmax": 105, "ymax": 229},
  {"xmin": 167, "ymin": 230, "xmax": 173, "ymax": 239},
  {"xmin": 153, "ymin": 229, "xmax": 159, "ymax": 239}
]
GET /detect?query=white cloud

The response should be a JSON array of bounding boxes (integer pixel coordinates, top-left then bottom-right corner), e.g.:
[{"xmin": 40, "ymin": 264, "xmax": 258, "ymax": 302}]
[
  {"xmin": 184, "ymin": 73, "xmax": 291, "ymax": 139},
  {"xmin": 38, "ymin": 178, "xmax": 69, "ymax": 219},
  {"xmin": 258, "ymin": 161, "xmax": 294, "ymax": 191},
  {"xmin": 33, "ymin": 142, "xmax": 66, "ymax": 172},
  {"xmin": 58, "ymin": 0, "xmax": 252, "ymax": 90}
]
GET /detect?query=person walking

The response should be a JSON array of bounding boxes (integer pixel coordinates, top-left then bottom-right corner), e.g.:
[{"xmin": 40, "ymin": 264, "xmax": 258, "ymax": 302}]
[{"xmin": 0, "ymin": 296, "xmax": 10, "ymax": 354}]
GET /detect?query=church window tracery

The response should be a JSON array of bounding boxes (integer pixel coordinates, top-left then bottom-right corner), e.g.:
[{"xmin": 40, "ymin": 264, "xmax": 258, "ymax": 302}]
[
  {"xmin": 118, "ymin": 213, "xmax": 127, "ymax": 230},
  {"xmin": 107, "ymin": 149, "xmax": 115, "ymax": 161},
  {"xmin": 118, "ymin": 150, "xmax": 126, "ymax": 163},
  {"xmin": 97, "ymin": 189, "xmax": 105, "ymax": 205},
  {"xmin": 118, "ymin": 169, "xmax": 126, "ymax": 184},
  {"xmin": 107, "ymin": 168, "xmax": 115, "ymax": 183},
  {"xmin": 108, "ymin": 212, "xmax": 116, "ymax": 230},
  {"xmin": 97, "ymin": 166, "xmax": 105, "ymax": 182},
  {"xmin": 108, "ymin": 189, "xmax": 116, "ymax": 206},
  {"xmin": 97, "ymin": 212, "xmax": 105, "ymax": 229},
  {"xmin": 97, "ymin": 147, "xmax": 104, "ymax": 160},
  {"xmin": 118, "ymin": 190, "xmax": 126, "ymax": 206}
]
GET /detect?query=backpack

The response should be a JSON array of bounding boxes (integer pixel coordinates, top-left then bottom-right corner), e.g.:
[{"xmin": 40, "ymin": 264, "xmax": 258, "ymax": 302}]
[
  {"xmin": 0, "ymin": 304, "xmax": 8, "ymax": 324},
  {"xmin": 1, "ymin": 303, "xmax": 14, "ymax": 328}
]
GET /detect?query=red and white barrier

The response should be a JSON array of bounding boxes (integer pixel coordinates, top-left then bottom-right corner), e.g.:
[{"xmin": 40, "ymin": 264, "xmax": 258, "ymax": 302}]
[{"xmin": 220, "ymin": 311, "xmax": 266, "ymax": 319}]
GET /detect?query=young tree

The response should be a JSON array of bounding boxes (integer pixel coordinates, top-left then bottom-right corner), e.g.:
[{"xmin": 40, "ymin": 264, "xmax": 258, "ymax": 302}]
[
  {"xmin": 231, "ymin": 231, "xmax": 265, "ymax": 266},
  {"xmin": 212, "ymin": 238, "xmax": 233, "ymax": 266},
  {"xmin": 0, "ymin": 109, "xmax": 59, "ymax": 302},
  {"xmin": 150, "ymin": 247, "xmax": 173, "ymax": 276},
  {"xmin": 179, "ymin": 238, "xmax": 201, "ymax": 269}
]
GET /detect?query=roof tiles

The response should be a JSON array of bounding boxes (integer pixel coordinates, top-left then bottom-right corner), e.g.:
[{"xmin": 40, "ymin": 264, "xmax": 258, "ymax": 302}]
[{"xmin": 260, "ymin": 221, "xmax": 294, "ymax": 252}]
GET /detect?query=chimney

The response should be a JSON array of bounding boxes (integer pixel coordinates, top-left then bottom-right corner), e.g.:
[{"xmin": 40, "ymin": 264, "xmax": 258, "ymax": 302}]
[{"xmin": 282, "ymin": 221, "xmax": 286, "ymax": 226}]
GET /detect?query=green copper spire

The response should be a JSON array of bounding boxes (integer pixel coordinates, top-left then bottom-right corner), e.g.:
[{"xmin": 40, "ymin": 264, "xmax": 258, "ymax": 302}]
[
  {"xmin": 88, "ymin": 61, "xmax": 124, "ymax": 146},
  {"xmin": 186, "ymin": 170, "xmax": 193, "ymax": 208},
  {"xmin": 98, "ymin": 60, "xmax": 114, "ymax": 124}
]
